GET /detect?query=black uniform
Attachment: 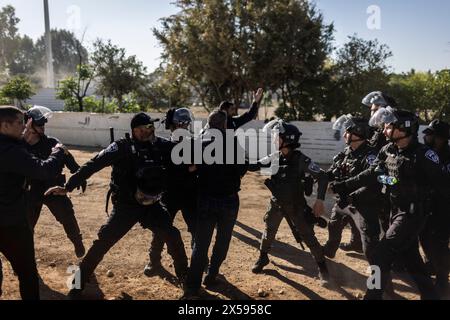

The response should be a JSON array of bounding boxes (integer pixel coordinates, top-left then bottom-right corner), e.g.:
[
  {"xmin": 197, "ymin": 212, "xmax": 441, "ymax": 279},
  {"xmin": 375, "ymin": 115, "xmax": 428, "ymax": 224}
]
[
  {"xmin": 419, "ymin": 144, "xmax": 450, "ymax": 293},
  {"xmin": 257, "ymin": 150, "xmax": 328, "ymax": 262},
  {"xmin": 368, "ymin": 127, "xmax": 391, "ymax": 234},
  {"xmin": 0, "ymin": 133, "xmax": 65, "ymax": 300},
  {"xmin": 25, "ymin": 135, "xmax": 83, "ymax": 250},
  {"xmin": 148, "ymin": 139, "xmax": 198, "ymax": 265},
  {"xmin": 324, "ymin": 142, "xmax": 382, "ymax": 263},
  {"xmin": 65, "ymin": 137, "xmax": 188, "ymax": 290},
  {"xmin": 343, "ymin": 140, "xmax": 447, "ymax": 299}
]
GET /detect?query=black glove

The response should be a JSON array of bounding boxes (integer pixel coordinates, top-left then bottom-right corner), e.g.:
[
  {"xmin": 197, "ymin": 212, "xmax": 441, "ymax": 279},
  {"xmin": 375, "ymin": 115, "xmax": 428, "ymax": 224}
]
[
  {"xmin": 77, "ymin": 180, "xmax": 87, "ymax": 193},
  {"xmin": 331, "ymin": 181, "xmax": 348, "ymax": 195}
]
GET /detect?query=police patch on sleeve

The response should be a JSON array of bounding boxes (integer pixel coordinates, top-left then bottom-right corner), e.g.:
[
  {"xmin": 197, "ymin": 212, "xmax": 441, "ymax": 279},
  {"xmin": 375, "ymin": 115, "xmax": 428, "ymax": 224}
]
[
  {"xmin": 99, "ymin": 142, "xmax": 119, "ymax": 157},
  {"xmin": 447, "ymin": 164, "xmax": 450, "ymax": 173},
  {"xmin": 366, "ymin": 154, "xmax": 377, "ymax": 166},
  {"xmin": 308, "ymin": 162, "xmax": 321, "ymax": 173},
  {"xmin": 425, "ymin": 150, "xmax": 440, "ymax": 164}
]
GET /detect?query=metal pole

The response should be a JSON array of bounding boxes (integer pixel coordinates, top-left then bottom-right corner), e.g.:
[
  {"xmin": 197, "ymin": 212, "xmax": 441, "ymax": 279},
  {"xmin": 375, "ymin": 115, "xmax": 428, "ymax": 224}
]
[{"xmin": 43, "ymin": 0, "xmax": 54, "ymax": 88}]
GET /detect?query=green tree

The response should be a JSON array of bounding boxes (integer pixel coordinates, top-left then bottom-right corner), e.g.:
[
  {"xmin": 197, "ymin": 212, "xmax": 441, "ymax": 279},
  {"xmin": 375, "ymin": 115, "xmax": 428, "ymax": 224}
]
[
  {"xmin": 8, "ymin": 35, "xmax": 36, "ymax": 76},
  {"xmin": 0, "ymin": 5, "xmax": 20, "ymax": 75},
  {"xmin": 388, "ymin": 70, "xmax": 432, "ymax": 121},
  {"xmin": 254, "ymin": 1, "xmax": 334, "ymax": 121},
  {"xmin": 92, "ymin": 40, "xmax": 147, "ymax": 111},
  {"xmin": 323, "ymin": 35, "xmax": 393, "ymax": 119},
  {"xmin": 1, "ymin": 75, "xmax": 35, "ymax": 108},
  {"xmin": 34, "ymin": 29, "xmax": 88, "ymax": 79},
  {"xmin": 428, "ymin": 69, "xmax": 450, "ymax": 121},
  {"xmin": 143, "ymin": 66, "xmax": 192, "ymax": 110},
  {"xmin": 0, "ymin": 90, "xmax": 10, "ymax": 104},
  {"xmin": 154, "ymin": 0, "xmax": 334, "ymax": 117},
  {"xmin": 56, "ymin": 64, "xmax": 95, "ymax": 112}
]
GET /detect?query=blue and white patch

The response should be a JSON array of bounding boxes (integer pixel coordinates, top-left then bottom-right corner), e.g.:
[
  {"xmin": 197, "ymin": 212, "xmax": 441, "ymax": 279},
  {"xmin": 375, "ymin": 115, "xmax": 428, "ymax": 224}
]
[
  {"xmin": 99, "ymin": 142, "xmax": 119, "ymax": 157},
  {"xmin": 366, "ymin": 154, "xmax": 377, "ymax": 166},
  {"xmin": 308, "ymin": 162, "xmax": 321, "ymax": 174},
  {"xmin": 447, "ymin": 164, "xmax": 450, "ymax": 174},
  {"xmin": 425, "ymin": 150, "xmax": 440, "ymax": 164}
]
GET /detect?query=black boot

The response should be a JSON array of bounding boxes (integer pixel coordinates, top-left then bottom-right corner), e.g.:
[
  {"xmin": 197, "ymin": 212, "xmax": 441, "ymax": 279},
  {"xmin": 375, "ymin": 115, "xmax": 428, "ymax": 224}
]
[
  {"xmin": 435, "ymin": 278, "xmax": 449, "ymax": 298},
  {"xmin": 73, "ymin": 237, "xmax": 86, "ymax": 258},
  {"xmin": 203, "ymin": 273, "xmax": 218, "ymax": 287},
  {"xmin": 323, "ymin": 242, "xmax": 336, "ymax": 259},
  {"xmin": 317, "ymin": 261, "xmax": 330, "ymax": 287},
  {"xmin": 339, "ymin": 241, "xmax": 363, "ymax": 253},
  {"xmin": 252, "ymin": 252, "xmax": 270, "ymax": 274},
  {"xmin": 203, "ymin": 264, "xmax": 219, "ymax": 287},
  {"xmin": 143, "ymin": 260, "xmax": 163, "ymax": 277}
]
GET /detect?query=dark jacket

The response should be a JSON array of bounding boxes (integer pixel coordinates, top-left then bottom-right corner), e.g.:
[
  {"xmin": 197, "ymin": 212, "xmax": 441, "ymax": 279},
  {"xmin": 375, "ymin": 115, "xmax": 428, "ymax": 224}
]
[
  {"xmin": 196, "ymin": 132, "xmax": 248, "ymax": 197},
  {"xmin": 26, "ymin": 135, "xmax": 80, "ymax": 197},
  {"xmin": 0, "ymin": 134, "xmax": 65, "ymax": 226},
  {"xmin": 227, "ymin": 101, "xmax": 259, "ymax": 130}
]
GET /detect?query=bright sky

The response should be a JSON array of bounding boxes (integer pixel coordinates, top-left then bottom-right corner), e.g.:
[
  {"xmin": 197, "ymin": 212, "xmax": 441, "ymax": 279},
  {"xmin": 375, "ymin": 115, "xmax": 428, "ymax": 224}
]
[{"xmin": 1, "ymin": 0, "xmax": 449, "ymax": 73}]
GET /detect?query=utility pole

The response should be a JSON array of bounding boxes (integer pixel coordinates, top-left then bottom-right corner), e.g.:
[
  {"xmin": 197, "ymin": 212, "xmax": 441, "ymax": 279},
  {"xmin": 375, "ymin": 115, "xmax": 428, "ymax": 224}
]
[{"xmin": 43, "ymin": 0, "xmax": 54, "ymax": 88}]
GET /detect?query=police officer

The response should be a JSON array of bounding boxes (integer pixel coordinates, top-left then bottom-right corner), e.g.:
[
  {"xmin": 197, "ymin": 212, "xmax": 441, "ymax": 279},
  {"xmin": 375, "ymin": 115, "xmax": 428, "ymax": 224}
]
[
  {"xmin": 324, "ymin": 116, "xmax": 381, "ymax": 265},
  {"xmin": 144, "ymin": 108, "xmax": 197, "ymax": 276},
  {"xmin": 339, "ymin": 91, "xmax": 397, "ymax": 252},
  {"xmin": 0, "ymin": 106, "xmax": 66, "ymax": 300},
  {"xmin": 332, "ymin": 108, "xmax": 444, "ymax": 300},
  {"xmin": 251, "ymin": 120, "xmax": 330, "ymax": 285},
  {"xmin": 23, "ymin": 106, "xmax": 85, "ymax": 258},
  {"xmin": 362, "ymin": 91, "xmax": 398, "ymax": 151},
  {"xmin": 46, "ymin": 113, "xmax": 188, "ymax": 298},
  {"xmin": 420, "ymin": 119, "xmax": 450, "ymax": 296}
]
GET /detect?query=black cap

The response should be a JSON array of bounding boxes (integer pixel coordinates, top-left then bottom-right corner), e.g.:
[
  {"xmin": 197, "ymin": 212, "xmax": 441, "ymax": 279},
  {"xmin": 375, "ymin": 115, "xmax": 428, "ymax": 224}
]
[
  {"xmin": 423, "ymin": 120, "xmax": 450, "ymax": 140},
  {"xmin": 131, "ymin": 113, "xmax": 157, "ymax": 129}
]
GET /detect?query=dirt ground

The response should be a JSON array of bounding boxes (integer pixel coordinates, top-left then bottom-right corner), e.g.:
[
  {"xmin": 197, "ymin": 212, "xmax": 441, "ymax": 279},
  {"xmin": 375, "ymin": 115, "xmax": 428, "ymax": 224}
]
[{"xmin": 0, "ymin": 148, "xmax": 444, "ymax": 301}]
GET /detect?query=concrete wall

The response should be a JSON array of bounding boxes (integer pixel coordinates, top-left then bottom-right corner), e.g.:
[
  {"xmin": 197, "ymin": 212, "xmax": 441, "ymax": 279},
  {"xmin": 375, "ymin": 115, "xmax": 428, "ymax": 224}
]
[{"xmin": 45, "ymin": 112, "xmax": 428, "ymax": 165}]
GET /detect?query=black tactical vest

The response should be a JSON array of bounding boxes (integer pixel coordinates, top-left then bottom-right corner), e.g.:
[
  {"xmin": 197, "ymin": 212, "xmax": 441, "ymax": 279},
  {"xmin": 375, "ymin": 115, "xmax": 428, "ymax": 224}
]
[
  {"xmin": 383, "ymin": 144, "xmax": 421, "ymax": 208},
  {"xmin": 332, "ymin": 145, "xmax": 372, "ymax": 181},
  {"xmin": 270, "ymin": 150, "xmax": 305, "ymax": 204},
  {"xmin": 110, "ymin": 138, "xmax": 167, "ymax": 203}
]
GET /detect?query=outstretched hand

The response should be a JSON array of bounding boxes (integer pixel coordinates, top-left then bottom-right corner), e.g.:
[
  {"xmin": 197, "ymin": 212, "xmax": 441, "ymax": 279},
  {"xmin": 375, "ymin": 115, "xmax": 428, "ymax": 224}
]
[{"xmin": 253, "ymin": 88, "xmax": 264, "ymax": 105}]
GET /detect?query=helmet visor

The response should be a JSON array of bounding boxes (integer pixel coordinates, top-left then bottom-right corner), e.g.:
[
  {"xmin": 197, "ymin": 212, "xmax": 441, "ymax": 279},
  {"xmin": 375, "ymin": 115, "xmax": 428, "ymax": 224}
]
[
  {"xmin": 369, "ymin": 107, "xmax": 397, "ymax": 128},
  {"xmin": 263, "ymin": 119, "xmax": 285, "ymax": 134},
  {"xmin": 362, "ymin": 91, "xmax": 387, "ymax": 107},
  {"xmin": 333, "ymin": 114, "xmax": 354, "ymax": 131},
  {"xmin": 27, "ymin": 106, "xmax": 53, "ymax": 126}
]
